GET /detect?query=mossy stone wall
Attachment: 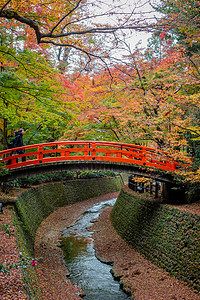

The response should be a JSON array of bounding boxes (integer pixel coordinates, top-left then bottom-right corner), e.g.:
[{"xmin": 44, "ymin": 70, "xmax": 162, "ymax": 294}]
[
  {"xmin": 111, "ymin": 188, "xmax": 200, "ymax": 292},
  {"xmin": 16, "ymin": 177, "xmax": 122, "ymax": 244}
]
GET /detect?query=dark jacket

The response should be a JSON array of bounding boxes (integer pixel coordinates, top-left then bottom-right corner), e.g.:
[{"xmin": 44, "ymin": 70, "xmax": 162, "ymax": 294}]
[{"xmin": 15, "ymin": 133, "xmax": 25, "ymax": 154}]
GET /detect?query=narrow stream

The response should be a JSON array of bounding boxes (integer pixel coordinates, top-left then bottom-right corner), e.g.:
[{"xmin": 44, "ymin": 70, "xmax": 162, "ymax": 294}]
[{"xmin": 60, "ymin": 198, "xmax": 130, "ymax": 300}]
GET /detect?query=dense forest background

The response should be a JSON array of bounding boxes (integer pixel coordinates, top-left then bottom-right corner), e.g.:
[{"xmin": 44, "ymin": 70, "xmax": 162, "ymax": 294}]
[{"xmin": 0, "ymin": 0, "xmax": 199, "ymax": 182}]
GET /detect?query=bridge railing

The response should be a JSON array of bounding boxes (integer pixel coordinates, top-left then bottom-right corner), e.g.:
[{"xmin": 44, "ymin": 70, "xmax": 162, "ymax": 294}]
[{"xmin": 0, "ymin": 141, "xmax": 182, "ymax": 172}]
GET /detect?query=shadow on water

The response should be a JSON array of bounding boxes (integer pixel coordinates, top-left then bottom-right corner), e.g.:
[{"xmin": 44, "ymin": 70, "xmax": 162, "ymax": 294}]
[{"xmin": 60, "ymin": 198, "xmax": 131, "ymax": 300}]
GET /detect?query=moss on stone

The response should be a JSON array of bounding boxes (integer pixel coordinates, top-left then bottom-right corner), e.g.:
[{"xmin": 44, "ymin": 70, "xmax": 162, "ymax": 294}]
[
  {"xmin": 111, "ymin": 188, "xmax": 200, "ymax": 292},
  {"xmin": 16, "ymin": 177, "xmax": 122, "ymax": 246},
  {"xmin": 14, "ymin": 176, "xmax": 122, "ymax": 298}
]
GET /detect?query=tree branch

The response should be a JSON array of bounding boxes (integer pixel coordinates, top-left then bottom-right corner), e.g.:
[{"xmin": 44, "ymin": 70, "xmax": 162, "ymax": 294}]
[
  {"xmin": 0, "ymin": 10, "xmax": 42, "ymax": 43},
  {"xmin": 41, "ymin": 40, "xmax": 113, "ymax": 78},
  {"xmin": 188, "ymin": 56, "xmax": 200, "ymax": 78},
  {"xmin": 0, "ymin": 0, "xmax": 11, "ymax": 13},
  {"xmin": 171, "ymin": 122, "xmax": 200, "ymax": 137},
  {"xmin": 0, "ymin": 8, "xmax": 156, "ymax": 44},
  {"xmin": 51, "ymin": 0, "xmax": 83, "ymax": 34}
]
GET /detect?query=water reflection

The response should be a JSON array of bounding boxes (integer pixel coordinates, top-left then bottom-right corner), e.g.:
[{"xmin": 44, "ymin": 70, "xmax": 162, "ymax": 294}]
[
  {"xmin": 61, "ymin": 236, "xmax": 90, "ymax": 262},
  {"xmin": 60, "ymin": 198, "xmax": 130, "ymax": 300}
]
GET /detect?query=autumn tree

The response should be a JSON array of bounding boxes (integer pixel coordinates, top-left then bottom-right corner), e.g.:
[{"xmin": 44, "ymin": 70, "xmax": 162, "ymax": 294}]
[
  {"xmin": 0, "ymin": 0, "xmax": 160, "ymax": 70},
  {"xmin": 0, "ymin": 0, "xmax": 162, "ymax": 149},
  {"xmin": 58, "ymin": 1, "xmax": 200, "ymax": 183},
  {"xmin": 153, "ymin": 0, "xmax": 200, "ymax": 51},
  {"xmin": 151, "ymin": 0, "xmax": 200, "ymax": 163},
  {"xmin": 0, "ymin": 23, "xmax": 78, "ymax": 149},
  {"xmin": 61, "ymin": 43, "xmax": 197, "ymax": 168}
]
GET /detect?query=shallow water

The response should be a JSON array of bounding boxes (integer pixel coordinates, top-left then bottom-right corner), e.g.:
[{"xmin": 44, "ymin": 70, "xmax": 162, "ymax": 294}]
[{"xmin": 60, "ymin": 198, "xmax": 130, "ymax": 300}]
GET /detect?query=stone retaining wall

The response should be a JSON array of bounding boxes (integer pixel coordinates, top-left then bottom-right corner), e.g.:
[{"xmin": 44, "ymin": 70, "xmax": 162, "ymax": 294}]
[
  {"xmin": 16, "ymin": 177, "xmax": 122, "ymax": 245},
  {"xmin": 111, "ymin": 188, "xmax": 200, "ymax": 292}
]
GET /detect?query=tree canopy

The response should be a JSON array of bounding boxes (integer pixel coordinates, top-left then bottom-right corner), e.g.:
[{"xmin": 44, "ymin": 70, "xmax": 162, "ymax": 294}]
[
  {"xmin": 0, "ymin": 0, "xmax": 200, "ymax": 182},
  {"xmin": 0, "ymin": 0, "xmax": 158, "ymax": 64}
]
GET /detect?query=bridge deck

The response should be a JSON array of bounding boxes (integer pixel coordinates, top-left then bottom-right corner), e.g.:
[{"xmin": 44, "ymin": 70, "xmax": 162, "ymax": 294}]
[{"xmin": 0, "ymin": 141, "xmax": 183, "ymax": 174}]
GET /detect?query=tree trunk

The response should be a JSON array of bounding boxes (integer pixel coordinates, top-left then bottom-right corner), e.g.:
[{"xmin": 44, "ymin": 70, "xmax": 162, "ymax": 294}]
[{"xmin": 3, "ymin": 118, "xmax": 8, "ymax": 149}]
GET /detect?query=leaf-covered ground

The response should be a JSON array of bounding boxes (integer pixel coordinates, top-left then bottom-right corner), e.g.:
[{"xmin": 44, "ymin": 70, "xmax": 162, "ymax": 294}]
[
  {"xmin": 0, "ymin": 208, "xmax": 28, "ymax": 300},
  {"xmin": 1, "ymin": 190, "xmax": 200, "ymax": 299},
  {"xmin": 91, "ymin": 207, "xmax": 200, "ymax": 300}
]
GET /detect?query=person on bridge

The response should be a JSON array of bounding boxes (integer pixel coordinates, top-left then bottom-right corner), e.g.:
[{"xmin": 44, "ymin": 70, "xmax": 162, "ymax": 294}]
[
  {"xmin": 8, "ymin": 130, "xmax": 18, "ymax": 149},
  {"xmin": 15, "ymin": 128, "xmax": 26, "ymax": 162},
  {"xmin": 7, "ymin": 130, "xmax": 19, "ymax": 165}
]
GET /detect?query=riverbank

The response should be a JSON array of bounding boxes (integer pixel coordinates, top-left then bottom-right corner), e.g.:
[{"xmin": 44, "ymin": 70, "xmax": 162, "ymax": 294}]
[
  {"xmin": 91, "ymin": 207, "xmax": 200, "ymax": 299},
  {"xmin": 34, "ymin": 192, "xmax": 120, "ymax": 299},
  {"xmin": 34, "ymin": 189, "xmax": 200, "ymax": 300},
  {"xmin": 0, "ymin": 207, "xmax": 28, "ymax": 300},
  {"xmin": 1, "ymin": 189, "xmax": 200, "ymax": 299}
]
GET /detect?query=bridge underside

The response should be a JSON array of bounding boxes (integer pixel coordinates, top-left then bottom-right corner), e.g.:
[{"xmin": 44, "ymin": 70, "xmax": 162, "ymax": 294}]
[{"xmin": 0, "ymin": 160, "xmax": 174, "ymax": 183}]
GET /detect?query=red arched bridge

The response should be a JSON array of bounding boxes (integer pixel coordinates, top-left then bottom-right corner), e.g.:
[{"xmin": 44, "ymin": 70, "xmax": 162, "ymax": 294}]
[{"xmin": 0, "ymin": 141, "xmax": 188, "ymax": 183}]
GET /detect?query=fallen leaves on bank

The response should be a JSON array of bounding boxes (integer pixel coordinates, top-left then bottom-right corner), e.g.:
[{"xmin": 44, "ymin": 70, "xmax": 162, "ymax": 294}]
[
  {"xmin": 91, "ymin": 207, "xmax": 200, "ymax": 300},
  {"xmin": 0, "ymin": 207, "xmax": 28, "ymax": 300}
]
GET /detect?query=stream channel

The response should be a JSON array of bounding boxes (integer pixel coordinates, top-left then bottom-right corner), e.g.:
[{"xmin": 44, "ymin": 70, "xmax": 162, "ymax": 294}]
[{"xmin": 60, "ymin": 198, "xmax": 131, "ymax": 300}]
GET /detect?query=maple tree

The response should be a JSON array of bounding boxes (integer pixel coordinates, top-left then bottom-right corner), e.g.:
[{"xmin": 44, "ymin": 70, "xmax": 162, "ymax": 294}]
[
  {"xmin": 0, "ymin": 0, "xmax": 160, "ymax": 69},
  {"xmin": 0, "ymin": 22, "xmax": 78, "ymax": 149},
  {"xmin": 59, "ymin": 1, "xmax": 200, "ymax": 184},
  {"xmin": 154, "ymin": 0, "xmax": 200, "ymax": 50},
  {"xmin": 152, "ymin": 0, "xmax": 200, "ymax": 78},
  {"xmin": 0, "ymin": 0, "xmax": 199, "ymax": 184},
  {"xmin": 61, "ymin": 42, "xmax": 198, "ymax": 175},
  {"xmin": 153, "ymin": 0, "xmax": 200, "ymax": 180}
]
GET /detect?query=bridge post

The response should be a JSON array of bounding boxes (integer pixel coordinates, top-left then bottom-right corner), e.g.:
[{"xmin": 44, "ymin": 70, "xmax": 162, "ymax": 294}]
[
  {"xmin": 128, "ymin": 175, "xmax": 137, "ymax": 191},
  {"xmin": 166, "ymin": 161, "xmax": 176, "ymax": 172},
  {"xmin": 84, "ymin": 144, "xmax": 89, "ymax": 156},
  {"xmin": 142, "ymin": 148, "xmax": 147, "ymax": 166},
  {"xmin": 91, "ymin": 142, "xmax": 96, "ymax": 160},
  {"xmin": 155, "ymin": 181, "xmax": 159, "ymax": 198},
  {"xmin": 37, "ymin": 145, "xmax": 43, "ymax": 163},
  {"xmin": 141, "ymin": 182, "xmax": 145, "ymax": 193},
  {"xmin": 117, "ymin": 145, "xmax": 122, "ymax": 158},
  {"xmin": 10, "ymin": 157, "xmax": 17, "ymax": 165}
]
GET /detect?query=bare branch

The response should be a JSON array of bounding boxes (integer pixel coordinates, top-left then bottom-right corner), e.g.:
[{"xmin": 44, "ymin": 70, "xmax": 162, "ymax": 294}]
[
  {"xmin": 41, "ymin": 39, "xmax": 113, "ymax": 78},
  {"xmin": 188, "ymin": 57, "xmax": 200, "ymax": 78},
  {"xmin": 0, "ymin": 10, "xmax": 41, "ymax": 43},
  {"xmin": 41, "ymin": 23, "xmax": 155, "ymax": 41},
  {"xmin": 0, "ymin": 0, "xmax": 11, "ymax": 13},
  {"xmin": 51, "ymin": 0, "xmax": 83, "ymax": 34},
  {"xmin": 0, "ymin": 1, "xmax": 159, "ymax": 72},
  {"xmin": 0, "ymin": 6, "xmax": 157, "ymax": 44},
  {"xmin": 171, "ymin": 122, "xmax": 200, "ymax": 137},
  {"xmin": 0, "ymin": 49, "xmax": 35, "ymax": 75}
]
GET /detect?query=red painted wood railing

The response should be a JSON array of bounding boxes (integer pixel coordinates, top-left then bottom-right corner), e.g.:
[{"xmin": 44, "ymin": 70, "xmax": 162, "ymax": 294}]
[{"xmin": 0, "ymin": 141, "xmax": 182, "ymax": 172}]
